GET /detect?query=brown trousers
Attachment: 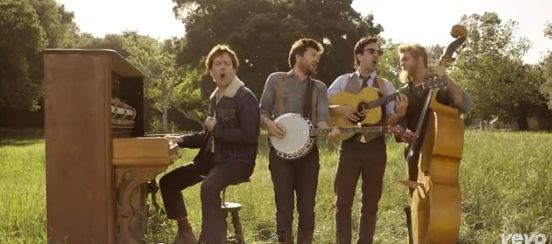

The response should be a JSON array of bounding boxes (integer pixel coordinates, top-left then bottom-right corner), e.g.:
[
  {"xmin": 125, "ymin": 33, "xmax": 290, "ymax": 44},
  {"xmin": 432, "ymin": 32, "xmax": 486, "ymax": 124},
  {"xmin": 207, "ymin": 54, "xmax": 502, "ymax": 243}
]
[{"xmin": 334, "ymin": 137, "xmax": 387, "ymax": 244}]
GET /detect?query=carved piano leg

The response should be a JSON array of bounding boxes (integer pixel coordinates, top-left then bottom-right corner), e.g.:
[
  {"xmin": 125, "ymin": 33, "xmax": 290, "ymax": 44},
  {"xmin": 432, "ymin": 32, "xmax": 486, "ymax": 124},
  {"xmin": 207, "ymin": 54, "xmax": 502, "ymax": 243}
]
[
  {"xmin": 115, "ymin": 167, "xmax": 165, "ymax": 244},
  {"xmin": 147, "ymin": 181, "xmax": 164, "ymax": 214}
]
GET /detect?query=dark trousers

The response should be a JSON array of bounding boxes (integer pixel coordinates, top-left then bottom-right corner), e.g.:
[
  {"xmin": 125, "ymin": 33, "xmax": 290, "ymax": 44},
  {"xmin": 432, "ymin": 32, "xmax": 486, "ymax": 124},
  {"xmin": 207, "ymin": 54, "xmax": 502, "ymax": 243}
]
[
  {"xmin": 268, "ymin": 146, "xmax": 320, "ymax": 243},
  {"xmin": 198, "ymin": 161, "xmax": 254, "ymax": 244},
  {"xmin": 334, "ymin": 137, "xmax": 387, "ymax": 244},
  {"xmin": 160, "ymin": 154, "xmax": 215, "ymax": 219}
]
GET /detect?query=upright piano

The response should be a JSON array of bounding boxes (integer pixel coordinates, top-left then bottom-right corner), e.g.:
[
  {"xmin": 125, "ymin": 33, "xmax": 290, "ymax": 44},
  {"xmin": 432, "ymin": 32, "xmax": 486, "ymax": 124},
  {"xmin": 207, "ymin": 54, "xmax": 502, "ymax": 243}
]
[{"xmin": 44, "ymin": 49, "xmax": 179, "ymax": 244}]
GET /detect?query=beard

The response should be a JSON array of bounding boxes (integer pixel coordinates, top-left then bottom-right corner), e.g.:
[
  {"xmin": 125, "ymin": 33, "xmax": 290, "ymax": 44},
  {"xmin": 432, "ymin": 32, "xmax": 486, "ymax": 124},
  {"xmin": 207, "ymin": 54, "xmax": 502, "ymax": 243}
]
[
  {"xmin": 301, "ymin": 61, "xmax": 317, "ymax": 76},
  {"xmin": 399, "ymin": 63, "xmax": 420, "ymax": 83},
  {"xmin": 399, "ymin": 70, "xmax": 410, "ymax": 84}
]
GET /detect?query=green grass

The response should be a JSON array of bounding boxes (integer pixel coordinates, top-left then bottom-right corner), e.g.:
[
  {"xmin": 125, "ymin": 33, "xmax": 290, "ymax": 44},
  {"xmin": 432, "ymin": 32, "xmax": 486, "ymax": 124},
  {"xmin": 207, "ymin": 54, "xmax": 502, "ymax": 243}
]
[
  {"xmin": 0, "ymin": 129, "xmax": 46, "ymax": 243},
  {"xmin": 1, "ymin": 129, "xmax": 551, "ymax": 243}
]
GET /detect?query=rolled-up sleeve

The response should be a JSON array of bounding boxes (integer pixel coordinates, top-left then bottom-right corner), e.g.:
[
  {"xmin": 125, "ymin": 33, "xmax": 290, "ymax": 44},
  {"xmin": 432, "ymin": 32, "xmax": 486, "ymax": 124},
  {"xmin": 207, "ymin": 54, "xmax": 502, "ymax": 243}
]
[
  {"xmin": 384, "ymin": 80, "xmax": 397, "ymax": 115},
  {"xmin": 327, "ymin": 74, "xmax": 348, "ymax": 97},
  {"xmin": 316, "ymin": 83, "xmax": 330, "ymax": 123},
  {"xmin": 259, "ymin": 74, "xmax": 276, "ymax": 119},
  {"xmin": 438, "ymin": 87, "xmax": 472, "ymax": 114},
  {"xmin": 455, "ymin": 88, "xmax": 472, "ymax": 114}
]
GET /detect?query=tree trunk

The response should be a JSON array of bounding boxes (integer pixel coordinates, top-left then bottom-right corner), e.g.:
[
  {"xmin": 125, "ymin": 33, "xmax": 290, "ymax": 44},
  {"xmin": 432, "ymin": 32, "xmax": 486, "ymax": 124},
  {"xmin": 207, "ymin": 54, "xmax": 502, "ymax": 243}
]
[
  {"xmin": 162, "ymin": 106, "xmax": 169, "ymax": 133},
  {"xmin": 175, "ymin": 107, "xmax": 203, "ymax": 129},
  {"xmin": 479, "ymin": 119, "xmax": 486, "ymax": 130}
]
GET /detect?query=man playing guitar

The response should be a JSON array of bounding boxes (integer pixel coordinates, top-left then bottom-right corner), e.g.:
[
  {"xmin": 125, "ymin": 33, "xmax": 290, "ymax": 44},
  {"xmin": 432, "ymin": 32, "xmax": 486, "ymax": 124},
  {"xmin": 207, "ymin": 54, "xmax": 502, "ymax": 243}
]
[{"xmin": 327, "ymin": 36, "xmax": 408, "ymax": 244}]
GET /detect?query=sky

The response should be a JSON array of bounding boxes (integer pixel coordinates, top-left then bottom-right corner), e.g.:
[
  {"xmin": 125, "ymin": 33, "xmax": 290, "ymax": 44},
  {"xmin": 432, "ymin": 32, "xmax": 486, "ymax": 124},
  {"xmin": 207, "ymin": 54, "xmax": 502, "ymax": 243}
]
[{"xmin": 56, "ymin": 0, "xmax": 551, "ymax": 64}]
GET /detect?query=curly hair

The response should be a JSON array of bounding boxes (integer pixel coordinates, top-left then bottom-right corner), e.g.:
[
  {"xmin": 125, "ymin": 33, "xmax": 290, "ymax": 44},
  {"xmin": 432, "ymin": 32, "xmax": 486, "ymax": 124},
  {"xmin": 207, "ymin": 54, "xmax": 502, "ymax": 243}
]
[
  {"xmin": 205, "ymin": 44, "xmax": 239, "ymax": 71},
  {"xmin": 288, "ymin": 38, "xmax": 324, "ymax": 68}
]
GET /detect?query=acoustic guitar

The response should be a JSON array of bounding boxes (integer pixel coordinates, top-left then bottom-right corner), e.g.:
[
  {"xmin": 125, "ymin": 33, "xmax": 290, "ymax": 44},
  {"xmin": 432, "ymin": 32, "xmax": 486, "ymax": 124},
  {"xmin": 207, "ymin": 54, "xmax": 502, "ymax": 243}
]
[{"xmin": 328, "ymin": 77, "xmax": 446, "ymax": 139}]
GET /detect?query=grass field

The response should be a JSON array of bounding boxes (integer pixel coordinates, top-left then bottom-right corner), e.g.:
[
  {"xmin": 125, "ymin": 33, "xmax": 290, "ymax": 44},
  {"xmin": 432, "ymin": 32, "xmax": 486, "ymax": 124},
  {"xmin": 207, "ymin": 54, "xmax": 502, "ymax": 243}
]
[{"xmin": 0, "ymin": 128, "xmax": 551, "ymax": 243}]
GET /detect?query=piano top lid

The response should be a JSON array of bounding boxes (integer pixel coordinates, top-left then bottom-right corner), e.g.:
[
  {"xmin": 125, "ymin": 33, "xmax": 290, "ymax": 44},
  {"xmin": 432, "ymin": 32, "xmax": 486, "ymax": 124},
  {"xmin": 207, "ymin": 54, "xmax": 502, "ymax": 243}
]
[{"xmin": 43, "ymin": 48, "xmax": 144, "ymax": 78}]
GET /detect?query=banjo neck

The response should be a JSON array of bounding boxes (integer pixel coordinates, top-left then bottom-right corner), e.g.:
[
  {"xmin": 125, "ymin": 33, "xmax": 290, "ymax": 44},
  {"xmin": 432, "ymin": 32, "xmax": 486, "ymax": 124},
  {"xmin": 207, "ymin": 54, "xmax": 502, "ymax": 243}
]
[
  {"xmin": 269, "ymin": 113, "xmax": 398, "ymax": 160},
  {"xmin": 310, "ymin": 126, "xmax": 387, "ymax": 136}
]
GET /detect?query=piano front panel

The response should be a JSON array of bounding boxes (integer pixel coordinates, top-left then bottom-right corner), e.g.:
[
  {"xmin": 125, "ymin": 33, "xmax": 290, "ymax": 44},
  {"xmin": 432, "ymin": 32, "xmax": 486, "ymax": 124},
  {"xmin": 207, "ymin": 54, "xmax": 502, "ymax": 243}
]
[{"xmin": 44, "ymin": 51, "xmax": 116, "ymax": 244}]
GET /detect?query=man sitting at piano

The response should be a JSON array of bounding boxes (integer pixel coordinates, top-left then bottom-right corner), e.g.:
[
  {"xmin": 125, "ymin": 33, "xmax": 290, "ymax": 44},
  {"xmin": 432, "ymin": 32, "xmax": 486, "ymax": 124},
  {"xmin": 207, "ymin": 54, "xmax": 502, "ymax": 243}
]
[{"xmin": 161, "ymin": 44, "xmax": 260, "ymax": 244}]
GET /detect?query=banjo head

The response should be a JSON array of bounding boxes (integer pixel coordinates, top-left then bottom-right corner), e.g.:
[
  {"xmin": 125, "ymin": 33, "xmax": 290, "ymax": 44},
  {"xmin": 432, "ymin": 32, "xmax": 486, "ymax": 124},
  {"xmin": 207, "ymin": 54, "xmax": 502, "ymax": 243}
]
[{"xmin": 270, "ymin": 113, "xmax": 314, "ymax": 160}]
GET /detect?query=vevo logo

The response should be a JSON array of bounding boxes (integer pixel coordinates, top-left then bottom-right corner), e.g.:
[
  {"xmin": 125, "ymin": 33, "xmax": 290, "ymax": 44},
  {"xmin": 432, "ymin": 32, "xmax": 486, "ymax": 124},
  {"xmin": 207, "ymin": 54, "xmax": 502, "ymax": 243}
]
[{"xmin": 500, "ymin": 233, "xmax": 548, "ymax": 244}]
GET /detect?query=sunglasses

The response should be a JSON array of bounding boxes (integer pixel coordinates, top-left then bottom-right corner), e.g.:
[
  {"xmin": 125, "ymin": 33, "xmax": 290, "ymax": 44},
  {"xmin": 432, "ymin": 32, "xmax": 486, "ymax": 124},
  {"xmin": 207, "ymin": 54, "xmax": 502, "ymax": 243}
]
[{"xmin": 364, "ymin": 48, "xmax": 384, "ymax": 55}]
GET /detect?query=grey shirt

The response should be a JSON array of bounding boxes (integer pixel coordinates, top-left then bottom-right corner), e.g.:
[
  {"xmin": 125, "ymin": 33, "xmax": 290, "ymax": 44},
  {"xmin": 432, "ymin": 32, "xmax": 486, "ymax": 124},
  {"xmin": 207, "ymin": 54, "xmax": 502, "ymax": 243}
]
[{"xmin": 259, "ymin": 71, "xmax": 330, "ymax": 124}]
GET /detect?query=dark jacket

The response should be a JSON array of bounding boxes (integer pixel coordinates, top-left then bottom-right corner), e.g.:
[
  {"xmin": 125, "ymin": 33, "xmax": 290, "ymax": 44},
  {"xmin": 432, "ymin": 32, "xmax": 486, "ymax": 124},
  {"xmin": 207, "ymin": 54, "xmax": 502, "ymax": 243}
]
[
  {"xmin": 177, "ymin": 130, "xmax": 211, "ymax": 160},
  {"xmin": 178, "ymin": 77, "xmax": 260, "ymax": 165}
]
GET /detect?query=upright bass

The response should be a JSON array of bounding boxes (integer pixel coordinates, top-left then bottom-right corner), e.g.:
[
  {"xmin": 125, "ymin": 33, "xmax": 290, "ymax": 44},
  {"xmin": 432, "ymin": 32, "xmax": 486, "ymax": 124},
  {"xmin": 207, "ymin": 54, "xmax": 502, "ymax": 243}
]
[{"xmin": 404, "ymin": 24, "xmax": 468, "ymax": 244}]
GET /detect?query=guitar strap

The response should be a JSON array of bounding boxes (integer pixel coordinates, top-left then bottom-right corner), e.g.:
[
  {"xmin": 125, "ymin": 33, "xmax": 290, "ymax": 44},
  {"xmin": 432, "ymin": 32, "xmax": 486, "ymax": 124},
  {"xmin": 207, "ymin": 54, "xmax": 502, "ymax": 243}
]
[
  {"xmin": 374, "ymin": 76, "xmax": 388, "ymax": 97},
  {"xmin": 373, "ymin": 76, "xmax": 388, "ymax": 120},
  {"xmin": 206, "ymin": 96, "xmax": 217, "ymax": 153},
  {"xmin": 275, "ymin": 73, "xmax": 288, "ymax": 115},
  {"xmin": 303, "ymin": 78, "xmax": 315, "ymax": 121}
]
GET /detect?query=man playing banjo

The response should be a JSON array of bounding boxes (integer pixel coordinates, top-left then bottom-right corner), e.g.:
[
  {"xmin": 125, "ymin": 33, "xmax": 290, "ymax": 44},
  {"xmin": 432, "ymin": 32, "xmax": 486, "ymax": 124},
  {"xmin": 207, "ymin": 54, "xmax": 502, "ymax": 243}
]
[
  {"xmin": 327, "ymin": 36, "xmax": 407, "ymax": 244},
  {"xmin": 259, "ymin": 38, "xmax": 339, "ymax": 243}
]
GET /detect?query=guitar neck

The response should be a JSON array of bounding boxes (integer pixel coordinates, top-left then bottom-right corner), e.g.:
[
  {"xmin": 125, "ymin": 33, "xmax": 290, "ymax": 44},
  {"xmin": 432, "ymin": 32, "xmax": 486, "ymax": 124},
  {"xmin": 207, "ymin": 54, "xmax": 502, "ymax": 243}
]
[
  {"xmin": 364, "ymin": 82, "xmax": 433, "ymax": 109},
  {"xmin": 365, "ymin": 93, "xmax": 399, "ymax": 109},
  {"xmin": 310, "ymin": 126, "xmax": 386, "ymax": 136}
]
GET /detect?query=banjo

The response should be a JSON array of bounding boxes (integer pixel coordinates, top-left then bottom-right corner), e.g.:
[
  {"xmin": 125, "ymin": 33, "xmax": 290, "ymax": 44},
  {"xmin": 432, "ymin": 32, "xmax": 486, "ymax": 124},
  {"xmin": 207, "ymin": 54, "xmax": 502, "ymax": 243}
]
[{"xmin": 269, "ymin": 113, "xmax": 394, "ymax": 160}]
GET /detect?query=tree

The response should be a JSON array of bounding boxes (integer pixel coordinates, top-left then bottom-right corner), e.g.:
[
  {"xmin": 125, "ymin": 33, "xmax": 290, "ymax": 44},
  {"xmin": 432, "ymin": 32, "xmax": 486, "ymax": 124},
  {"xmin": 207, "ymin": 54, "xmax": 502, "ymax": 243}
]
[
  {"xmin": 173, "ymin": 0, "xmax": 383, "ymax": 97},
  {"xmin": 540, "ymin": 22, "xmax": 552, "ymax": 110},
  {"xmin": 377, "ymin": 39, "xmax": 400, "ymax": 86},
  {"xmin": 120, "ymin": 33, "xmax": 203, "ymax": 132},
  {"xmin": 0, "ymin": 0, "xmax": 80, "ymax": 111},
  {"xmin": 377, "ymin": 40, "xmax": 443, "ymax": 88},
  {"xmin": 75, "ymin": 33, "xmax": 130, "ymax": 57},
  {"xmin": 30, "ymin": 0, "xmax": 79, "ymax": 48},
  {"xmin": 545, "ymin": 22, "xmax": 552, "ymax": 38},
  {"xmin": 426, "ymin": 44, "xmax": 444, "ymax": 65},
  {"xmin": 450, "ymin": 12, "xmax": 547, "ymax": 127},
  {"xmin": 0, "ymin": 0, "xmax": 45, "ymax": 109}
]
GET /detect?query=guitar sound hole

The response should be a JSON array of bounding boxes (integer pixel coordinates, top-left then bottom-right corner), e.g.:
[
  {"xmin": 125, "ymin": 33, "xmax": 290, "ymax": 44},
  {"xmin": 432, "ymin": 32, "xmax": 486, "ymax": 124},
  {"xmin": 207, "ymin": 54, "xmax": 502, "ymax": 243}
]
[{"xmin": 350, "ymin": 102, "xmax": 368, "ymax": 123}]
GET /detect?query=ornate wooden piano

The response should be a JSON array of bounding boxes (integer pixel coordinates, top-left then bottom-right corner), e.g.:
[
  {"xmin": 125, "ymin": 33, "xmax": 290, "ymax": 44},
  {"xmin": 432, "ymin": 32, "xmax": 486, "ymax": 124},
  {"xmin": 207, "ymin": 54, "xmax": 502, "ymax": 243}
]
[{"xmin": 44, "ymin": 49, "xmax": 179, "ymax": 244}]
